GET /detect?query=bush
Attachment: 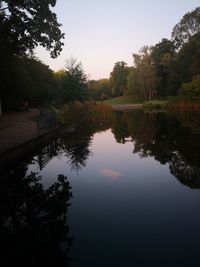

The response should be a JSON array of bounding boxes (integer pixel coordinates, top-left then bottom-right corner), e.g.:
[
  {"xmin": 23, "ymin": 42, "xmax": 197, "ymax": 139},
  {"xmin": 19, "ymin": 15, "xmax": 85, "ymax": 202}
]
[
  {"xmin": 143, "ymin": 100, "xmax": 168, "ymax": 110},
  {"xmin": 180, "ymin": 74, "xmax": 200, "ymax": 97}
]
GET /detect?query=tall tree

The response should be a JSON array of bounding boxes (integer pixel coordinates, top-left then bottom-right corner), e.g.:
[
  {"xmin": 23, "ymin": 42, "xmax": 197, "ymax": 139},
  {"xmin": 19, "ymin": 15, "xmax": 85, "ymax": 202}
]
[
  {"xmin": 0, "ymin": 0, "xmax": 64, "ymax": 57},
  {"xmin": 151, "ymin": 38, "xmax": 175, "ymax": 97},
  {"xmin": 133, "ymin": 46, "xmax": 157, "ymax": 100},
  {"xmin": 167, "ymin": 34, "xmax": 200, "ymax": 96},
  {"xmin": 171, "ymin": 7, "xmax": 200, "ymax": 50},
  {"xmin": 127, "ymin": 67, "xmax": 140, "ymax": 99},
  {"xmin": 59, "ymin": 57, "xmax": 90, "ymax": 103},
  {"xmin": 0, "ymin": 0, "xmax": 64, "ymax": 111},
  {"xmin": 110, "ymin": 61, "xmax": 130, "ymax": 97}
]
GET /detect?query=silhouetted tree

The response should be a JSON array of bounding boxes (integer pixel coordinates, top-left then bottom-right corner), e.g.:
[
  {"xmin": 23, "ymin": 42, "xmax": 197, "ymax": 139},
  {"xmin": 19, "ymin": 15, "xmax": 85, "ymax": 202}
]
[
  {"xmin": 0, "ymin": 0, "xmax": 64, "ymax": 111},
  {"xmin": 171, "ymin": 7, "xmax": 200, "ymax": 50},
  {"xmin": 0, "ymin": 0, "xmax": 64, "ymax": 57},
  {"xmin": 0, "ymin": 167, "xmax": 73, "ymax": 266},
  {"xmin": 151, "ymin": 38, "xmax": 175, "ymax": 97},
  {"xmin": 57, "ymin": 58, "xmax": 90, "ymax": 103}
]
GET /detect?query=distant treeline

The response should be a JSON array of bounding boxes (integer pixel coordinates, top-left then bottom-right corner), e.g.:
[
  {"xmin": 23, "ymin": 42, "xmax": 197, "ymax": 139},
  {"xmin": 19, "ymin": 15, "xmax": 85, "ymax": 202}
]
[
  {"xmin": 0, "ymin": 4, "xmax": 200, "ymax": 111},
  {"xmin": 107, "ymin": 7, "xmax": 200, "ymax": 101}
]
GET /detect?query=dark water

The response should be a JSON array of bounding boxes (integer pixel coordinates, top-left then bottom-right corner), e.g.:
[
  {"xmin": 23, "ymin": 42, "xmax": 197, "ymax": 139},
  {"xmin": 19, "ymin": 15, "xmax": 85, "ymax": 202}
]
[{"xmin": 1, "ymin": 110, "xmax": 200, "ymax": 266}]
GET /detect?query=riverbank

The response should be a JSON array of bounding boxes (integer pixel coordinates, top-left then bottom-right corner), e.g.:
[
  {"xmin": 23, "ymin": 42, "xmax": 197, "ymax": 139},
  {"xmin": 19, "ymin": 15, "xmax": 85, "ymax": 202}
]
[
  {"xmin": 143, "ymin": 97, "xmax": 200, "ymax": 111},
  {"xmin": 112, "ymin": 104, "xmax": 143, "ymax": 110},
  {"xmin": 0, "ymin": 110, "xmax": 60, "ymax": 169},
  {"xmin": 0, "ymin": 110, "xmax": 40, "ymax": 155},
  {"xmin": 106, "ymin": 96, "xmax": 200, "ymax": 111}
]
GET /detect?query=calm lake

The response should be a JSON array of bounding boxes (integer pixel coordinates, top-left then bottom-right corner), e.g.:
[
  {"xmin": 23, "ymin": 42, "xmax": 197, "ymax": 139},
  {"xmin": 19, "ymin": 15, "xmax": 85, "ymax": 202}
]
[{"xmin": 1, "ymin": 109, "xmax": 200, "ymax": 266}]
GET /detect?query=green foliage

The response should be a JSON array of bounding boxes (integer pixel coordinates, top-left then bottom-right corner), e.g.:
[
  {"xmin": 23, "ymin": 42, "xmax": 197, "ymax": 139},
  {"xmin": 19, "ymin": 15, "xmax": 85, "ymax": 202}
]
[
  {"xmin": 133, "ymin": 46, "xmax": 157, "ymax": 101},
  {"xmin": 27, "ymin": 59, "xmax": 59, "ymax": 106},
  {"xmin": 0, "ymin": 0, "xmax": 64, "ymax": 57},
  {"xmin": 1, "ymin": 5, "xmax": 200, "ymax": 112},
  {"xmin": 175, "ymin": 35, "xmax": 200, "ymax": 81},
  {"xmin": 124, "ymin": 8, "xmax": 200, "ymax": 100},
  {"xmin": 143, "ymin": 100, "xmax": 168, "ymax": 110},
  {"xmin": 0, "ymin": 0, "xmax": 64, "ymax": 111},
  {"xmin": 110, "ymin": 61, "xmax": 130, "ymax": 97},
  {"xmin": 55, "ymin": 102, "xmax": 113, "ymax": 129},
  {"xmin": 181, "ymin": 74, "xmax": 200, "ymax": 97},
  {"xmin": 124, "ymin": 7, "xmax": 200, "ymax": 100},
  {"xmin": 127, "ymin": 67, "xmax": 141, "ymax": 99},
  {"xmin": 0, "ymin": 56, "xmax": 59, "ymax": 111},
  {"xmin": 0, "ymin": 56, "xmax": 31, "ymax": 110},
  {"xmin": 171, "ymin": 7, "xmax": 200, "ymax": 50},
  {"xmin": 58, "ymin": 58, "xmax": 90, "ymax": 103},
  {"xmin": 0, "ymin": 55, "xmax": 90, "ymax": 111},
  {"xmin": 88, "ymin": 79, "xmax": 111, "ymax": 101},
  {"xmin": 151, "ymin": 38, "xmax": 175, "ymax": 97}
]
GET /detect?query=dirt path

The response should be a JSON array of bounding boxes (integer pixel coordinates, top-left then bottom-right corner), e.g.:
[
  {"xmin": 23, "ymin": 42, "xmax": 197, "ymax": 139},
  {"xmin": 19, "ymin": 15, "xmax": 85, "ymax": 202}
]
[{"xmin": 0, "ymin": 109, "xmax": 39, "ymax": 154}]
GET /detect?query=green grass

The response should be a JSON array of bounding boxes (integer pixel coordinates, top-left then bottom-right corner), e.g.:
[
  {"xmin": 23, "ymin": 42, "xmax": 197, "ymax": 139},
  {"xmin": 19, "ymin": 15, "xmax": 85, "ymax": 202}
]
[
  {"xmin": 103, "ymin": 96, "xmax": 141, "ymax": 105},
  {"xmin": 143, "ymin": 100, "xmax": 168, "ymax": 110}
]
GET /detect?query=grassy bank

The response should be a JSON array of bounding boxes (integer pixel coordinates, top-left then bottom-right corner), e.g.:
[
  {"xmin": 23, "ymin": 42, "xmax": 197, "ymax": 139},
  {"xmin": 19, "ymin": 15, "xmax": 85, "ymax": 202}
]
[
  {"xmin": 103, "ymin": 96, "xmax": 141, "ymax": 105},
  {"xmin": 103, "ymin": 95, "xmax": 200, "ymax": 111},
  {"xmin": 143, "ymin": 100, "xmax": 168, "ymax": 110}
]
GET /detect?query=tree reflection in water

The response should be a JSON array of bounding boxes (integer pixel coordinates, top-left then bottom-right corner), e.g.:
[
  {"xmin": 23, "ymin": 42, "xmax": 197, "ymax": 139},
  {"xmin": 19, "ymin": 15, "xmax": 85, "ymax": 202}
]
[
  {"xmin": 170, "ymin": 153, "xmax": 200, "ymax": 188},
  {"xmin": 57, "ymin": 106, "xmax": 113, "ymax": 172},
  {"xmin": 32, "ymin": 108, "xmax": 200, "ymax": 189},
  {"xmin": 0, "ymin": 165, "xmax": 73, "ymax": 266},
  {"xmin": 111, "ymin": 110, "xmax": 200, "ymax": 189},
  {"xmin": 0, "ymin": 107, "xmax": 200, "ymax": 265},
  {"xmin": 56, "ymin": 108, "xmax": 200, "ymax": 188},
  {"xmin": 59, "ymin": 131, "xmax": 93, "ymax": 172}
]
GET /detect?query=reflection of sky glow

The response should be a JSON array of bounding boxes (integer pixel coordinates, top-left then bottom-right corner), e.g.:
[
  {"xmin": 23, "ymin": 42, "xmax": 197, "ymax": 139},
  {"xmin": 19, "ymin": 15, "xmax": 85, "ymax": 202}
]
[
  {"xmin": 100, "ymin": 168, "xmax": 122, "ymax": 180},
  {"xmin": 24, "ymin": 111, "xmax": 200, "ymax": 267}
]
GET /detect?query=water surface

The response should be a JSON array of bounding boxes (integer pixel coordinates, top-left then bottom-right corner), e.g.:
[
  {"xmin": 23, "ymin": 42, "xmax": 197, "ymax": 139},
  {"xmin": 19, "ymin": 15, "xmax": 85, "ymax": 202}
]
[{"xmin": 1, "ymin": 110, "xmax": 200, "ymax": 266}]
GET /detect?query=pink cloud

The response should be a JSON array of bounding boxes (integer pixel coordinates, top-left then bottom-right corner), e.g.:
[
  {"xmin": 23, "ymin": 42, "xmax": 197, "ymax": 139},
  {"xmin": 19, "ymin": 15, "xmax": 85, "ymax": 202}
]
[{"xmin": 100, "ymin": 168, "xmax": 122, "ymax": 180}]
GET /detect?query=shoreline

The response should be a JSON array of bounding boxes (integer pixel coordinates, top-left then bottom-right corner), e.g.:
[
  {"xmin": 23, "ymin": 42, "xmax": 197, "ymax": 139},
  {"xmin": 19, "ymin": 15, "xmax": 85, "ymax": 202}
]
[{"xmin": 112, "ymin": 104, "xmax": 143, "ymax": 110}]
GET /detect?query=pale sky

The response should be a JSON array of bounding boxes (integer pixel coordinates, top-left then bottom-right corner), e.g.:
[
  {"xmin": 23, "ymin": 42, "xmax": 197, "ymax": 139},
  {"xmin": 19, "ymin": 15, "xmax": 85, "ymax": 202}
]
[{"xmin": 36, "ymin": 0, "xmax": 200, "ymax": 80}]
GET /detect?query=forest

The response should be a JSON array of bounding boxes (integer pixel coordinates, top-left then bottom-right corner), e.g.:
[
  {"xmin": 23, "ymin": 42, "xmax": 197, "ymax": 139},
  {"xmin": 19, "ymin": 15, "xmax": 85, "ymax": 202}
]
[{"xmin": 0, "ymin": 1, "xmax": 200, "ymax": 111}]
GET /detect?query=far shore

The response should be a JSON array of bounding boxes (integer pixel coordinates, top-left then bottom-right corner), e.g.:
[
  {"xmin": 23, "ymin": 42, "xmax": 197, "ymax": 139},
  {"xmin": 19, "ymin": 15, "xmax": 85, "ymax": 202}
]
[{"xmin": 112, "ymin": 104, "xmax": 143, "ymax": 110}]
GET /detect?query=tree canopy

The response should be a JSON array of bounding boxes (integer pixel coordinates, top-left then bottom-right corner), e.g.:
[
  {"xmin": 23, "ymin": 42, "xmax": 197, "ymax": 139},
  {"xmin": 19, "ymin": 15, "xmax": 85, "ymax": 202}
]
[
  {"xmin": 110, "ymin": 61, "xmax": 129, "ymax": 97},
  {"xmin": 0, "ymin": 0, "xmax": 64, "ymax": 57},
  {"xmin": 88, "ymin": 79, "xmax": 111, "ymax": 101},
  {"xmin": 181, "ymin": 74, "xmax": 200, "ymax": 97},
  {"xmin": 1, "ymin": 5, "xmax": 200, "ymax": 111},
  {"xmin": 133, "ymin": 46, "xmax": 156, "ymax": 100},
  {"xmin": 56, "ymin": 57, "xmax": 90, "ymax": 103},
  {"xmin": 171, "ymin": 7, "xmax": 200, "ymax": 50},
  {"xmin": 151, "ymin": 38, "xmax": 175, "ymax": 96}
]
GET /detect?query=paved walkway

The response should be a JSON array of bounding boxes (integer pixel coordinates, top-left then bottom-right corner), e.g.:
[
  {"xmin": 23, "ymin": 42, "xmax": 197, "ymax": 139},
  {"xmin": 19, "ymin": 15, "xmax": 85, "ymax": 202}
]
[{"xmin": 0, "ymin": 109, "xmax": 39, "ymax": 154}]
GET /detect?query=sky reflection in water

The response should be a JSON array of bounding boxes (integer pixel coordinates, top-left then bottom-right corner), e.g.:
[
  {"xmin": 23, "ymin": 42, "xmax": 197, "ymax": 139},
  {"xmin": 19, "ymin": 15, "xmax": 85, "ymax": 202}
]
[
  {"xmin": 30, "ymin": 110, "xmax": 200, "ymax": 266},
  {"xmin": 1, "ymin": 110, "xmax": 200, "ymax": 266}
]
